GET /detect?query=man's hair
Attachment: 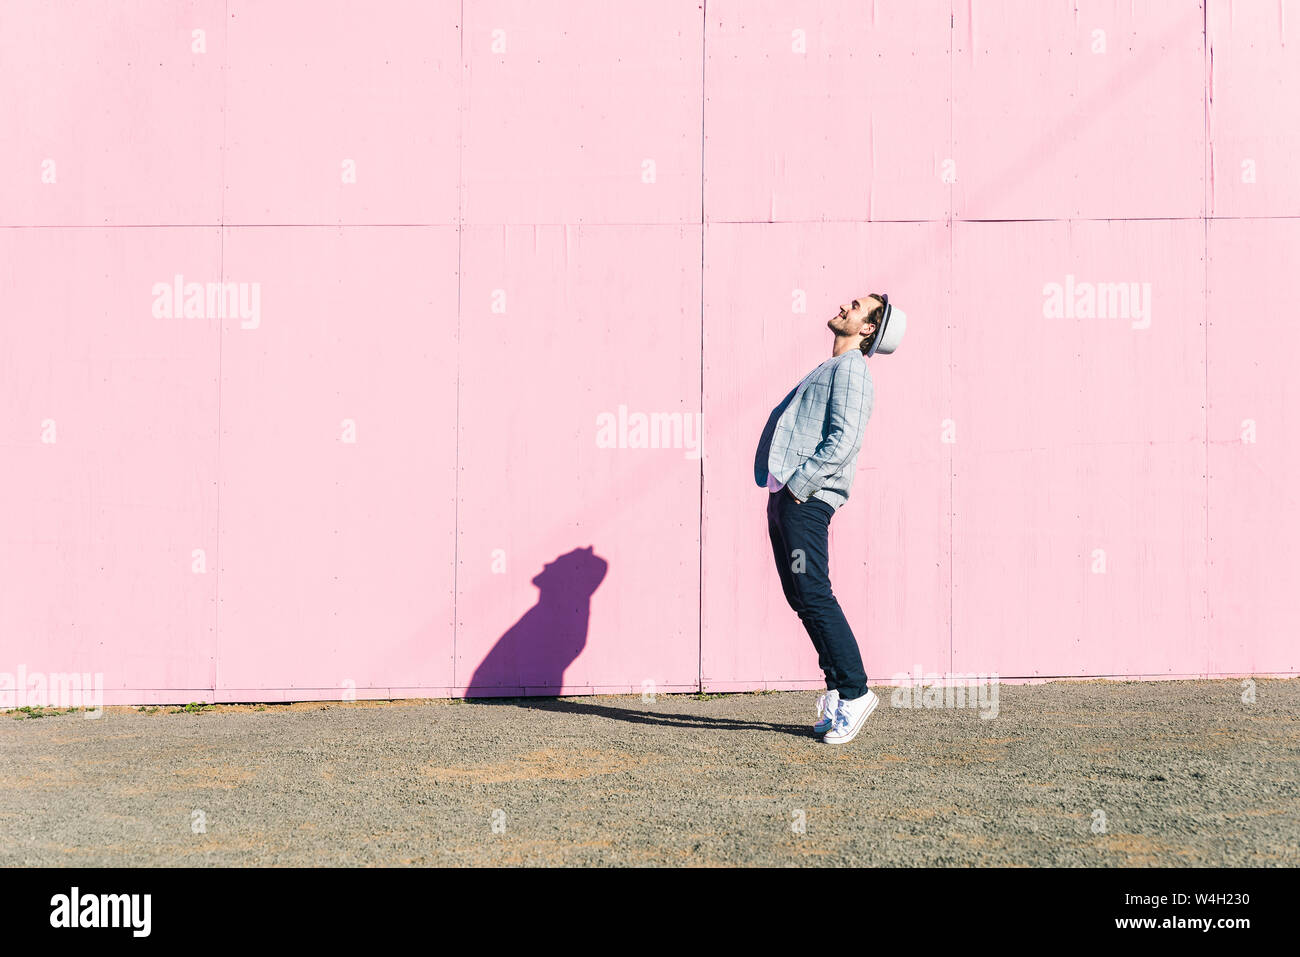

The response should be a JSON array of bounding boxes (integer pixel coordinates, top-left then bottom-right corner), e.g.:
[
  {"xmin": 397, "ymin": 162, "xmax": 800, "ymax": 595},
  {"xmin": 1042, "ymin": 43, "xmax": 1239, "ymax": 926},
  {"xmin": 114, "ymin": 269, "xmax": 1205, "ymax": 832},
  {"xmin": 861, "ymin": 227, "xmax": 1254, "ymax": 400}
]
[{"xmin": 858, "ymin": 294, "xmax": 888, "ymax": 354}]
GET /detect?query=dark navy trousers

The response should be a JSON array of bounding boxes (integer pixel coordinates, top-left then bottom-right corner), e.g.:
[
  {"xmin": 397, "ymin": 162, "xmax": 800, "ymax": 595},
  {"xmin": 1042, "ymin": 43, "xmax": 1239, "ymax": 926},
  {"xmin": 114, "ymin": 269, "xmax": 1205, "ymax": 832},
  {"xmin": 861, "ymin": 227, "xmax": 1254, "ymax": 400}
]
[{"xmin": 766, "ymin": 489, "xmax": 869, "ymax": 700}]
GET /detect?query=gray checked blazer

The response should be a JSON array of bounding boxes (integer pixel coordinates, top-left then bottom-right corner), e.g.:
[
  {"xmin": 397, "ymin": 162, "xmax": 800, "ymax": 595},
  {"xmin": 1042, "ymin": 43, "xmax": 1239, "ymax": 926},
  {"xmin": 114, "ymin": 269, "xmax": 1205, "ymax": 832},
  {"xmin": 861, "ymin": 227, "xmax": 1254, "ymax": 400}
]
[{"xmin": 753, "ymin": 351, "xmax": 874, "ymax": 511}]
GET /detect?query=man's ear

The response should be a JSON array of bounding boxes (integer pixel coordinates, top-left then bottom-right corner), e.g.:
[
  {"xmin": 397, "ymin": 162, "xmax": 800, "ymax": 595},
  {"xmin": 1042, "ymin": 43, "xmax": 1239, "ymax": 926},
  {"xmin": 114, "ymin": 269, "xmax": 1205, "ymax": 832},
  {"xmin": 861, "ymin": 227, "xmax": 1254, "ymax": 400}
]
[{"xmin": 859, "ymin": 323, "xmax": 878, "ymax": 352}]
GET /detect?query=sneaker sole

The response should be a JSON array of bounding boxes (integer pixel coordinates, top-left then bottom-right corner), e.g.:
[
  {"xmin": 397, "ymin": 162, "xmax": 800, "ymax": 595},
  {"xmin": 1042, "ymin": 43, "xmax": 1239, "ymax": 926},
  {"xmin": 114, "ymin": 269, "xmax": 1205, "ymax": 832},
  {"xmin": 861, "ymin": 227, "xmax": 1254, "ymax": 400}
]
[{"xmin": 823, "ymin": 691, "xmax": 879, "ymax": 744}]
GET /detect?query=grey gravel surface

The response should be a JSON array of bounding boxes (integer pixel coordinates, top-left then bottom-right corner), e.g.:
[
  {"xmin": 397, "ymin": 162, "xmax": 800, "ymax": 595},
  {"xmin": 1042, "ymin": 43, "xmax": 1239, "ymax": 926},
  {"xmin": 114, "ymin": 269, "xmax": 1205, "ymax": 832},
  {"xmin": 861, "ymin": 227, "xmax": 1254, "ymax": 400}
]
[{"xmin": 2, "ymin": 679, "xmax": 1298, "ymax": 866}]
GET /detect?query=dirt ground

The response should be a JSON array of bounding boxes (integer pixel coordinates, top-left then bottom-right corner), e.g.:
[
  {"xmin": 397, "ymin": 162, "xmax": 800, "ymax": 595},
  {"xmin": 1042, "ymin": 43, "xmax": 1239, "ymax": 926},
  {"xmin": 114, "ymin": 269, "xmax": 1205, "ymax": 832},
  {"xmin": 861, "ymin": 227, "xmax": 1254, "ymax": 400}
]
[{"xmin": 2, "ymin": 679, "xmax": 1297, "ymax": 866}]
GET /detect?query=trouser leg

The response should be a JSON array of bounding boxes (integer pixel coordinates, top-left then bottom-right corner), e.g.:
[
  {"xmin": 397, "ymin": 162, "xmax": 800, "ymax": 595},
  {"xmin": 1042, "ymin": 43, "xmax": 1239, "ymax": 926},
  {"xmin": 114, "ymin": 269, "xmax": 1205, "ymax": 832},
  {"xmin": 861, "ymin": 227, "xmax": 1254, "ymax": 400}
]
[
  {"xmin": 767, "ymin": 491, "xmax": 833, "ymax": 687},
  {"xmin": 772, "ymin": 491, "xmax": 868, "ymax": 699}
]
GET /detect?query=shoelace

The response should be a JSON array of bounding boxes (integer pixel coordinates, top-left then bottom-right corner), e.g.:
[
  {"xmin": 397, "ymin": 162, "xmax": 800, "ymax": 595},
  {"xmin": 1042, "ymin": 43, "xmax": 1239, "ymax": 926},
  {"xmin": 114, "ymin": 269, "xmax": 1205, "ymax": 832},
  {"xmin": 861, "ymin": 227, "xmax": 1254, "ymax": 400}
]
[{"xmin": 817, "ymin": 692, "xmax": 838, "ymax": 719}]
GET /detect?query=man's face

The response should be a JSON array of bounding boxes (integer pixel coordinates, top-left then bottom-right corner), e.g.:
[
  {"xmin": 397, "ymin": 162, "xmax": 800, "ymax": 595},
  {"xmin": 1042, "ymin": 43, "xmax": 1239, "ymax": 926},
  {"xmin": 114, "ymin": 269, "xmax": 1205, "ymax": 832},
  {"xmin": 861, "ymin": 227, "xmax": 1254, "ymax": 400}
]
[{"xmin": 828, "ymin": 296, "xmax": 880, "ymax": 341}]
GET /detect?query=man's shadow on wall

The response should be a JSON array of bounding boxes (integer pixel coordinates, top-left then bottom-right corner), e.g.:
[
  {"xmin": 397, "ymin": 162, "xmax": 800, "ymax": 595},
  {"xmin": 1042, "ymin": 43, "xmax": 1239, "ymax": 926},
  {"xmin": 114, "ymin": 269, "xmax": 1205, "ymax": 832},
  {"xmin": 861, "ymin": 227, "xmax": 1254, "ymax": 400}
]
[
  {"xmin": 464, "ymin": 545, "xmax": 809, "ymax": 737},
  {"xmin": 465, "ymin": 545, "xmax": 608, "ymax": 696}
]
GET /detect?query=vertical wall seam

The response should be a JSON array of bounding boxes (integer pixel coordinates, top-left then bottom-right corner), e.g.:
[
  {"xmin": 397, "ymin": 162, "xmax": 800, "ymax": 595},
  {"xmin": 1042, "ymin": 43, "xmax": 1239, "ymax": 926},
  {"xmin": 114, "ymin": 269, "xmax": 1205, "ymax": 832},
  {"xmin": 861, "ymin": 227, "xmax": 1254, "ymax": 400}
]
[
  {"xmin": 212, "ymin": 0, "xmax": 230, "ymax": 702},
  {"xmin": 697, "ymin": 1, "xmax": 708, "ymax": 693},
  {"xmin": 948, "ymin": 0, "xmax": 955, "ymax": 677},
  {"xmin": 1203, "ymin": 1, "xmax": 1212, "ymax": 674},
  {"xmin": 452, "ymin": 0, "xmax": 465, "ymax": 691}
]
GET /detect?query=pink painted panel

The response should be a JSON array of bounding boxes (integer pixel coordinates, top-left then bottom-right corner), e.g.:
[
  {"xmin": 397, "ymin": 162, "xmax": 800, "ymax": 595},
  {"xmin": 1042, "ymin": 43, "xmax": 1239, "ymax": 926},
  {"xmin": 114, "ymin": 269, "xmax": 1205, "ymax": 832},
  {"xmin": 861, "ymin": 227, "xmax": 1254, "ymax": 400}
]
[
  {"xmin": 951, "ymin": 219, "xmax": 1208, "ymax": 677},
  {"xmin": 700, "ymin": 221, "xmax": 951, "ymax": 690},
  {"xmin": 460, "ymin": 0, "xmax": 702, "ymax": 225},
  {"xmin": 0, "ymin": 228, "xmax": 220, "ymax": 697},
  {"xmin": 453, "ymin": 225, "xmax": 701, "ymax": 696},
  {"xmin": 953, "ymin": 0, "xmax": 1205, "ymax": 220},
  {"xmin": 0, "ymin": 0, "xmax": 225, "ymax": 226},
  {"xmin": 1206, "ymin": 218, "xmax": 1300, "ymax": 674},
  {"xmin": 1207, "ymin": 0, "xmax": 1300, "ymax": 217},
  {"xmin": 213, "ymin": 227, "xmax": 458, "ymax": 698},
  {"xmin": 3, "ymin": 3, "xmax": 1296, "ymax": 705},
  {"xmin": 223, "ymin": 0, "xmax": 459, "ymax": 226},
  {"xmin": 705, "ymin": 0, "xmax": 951, "ymax": 223}
]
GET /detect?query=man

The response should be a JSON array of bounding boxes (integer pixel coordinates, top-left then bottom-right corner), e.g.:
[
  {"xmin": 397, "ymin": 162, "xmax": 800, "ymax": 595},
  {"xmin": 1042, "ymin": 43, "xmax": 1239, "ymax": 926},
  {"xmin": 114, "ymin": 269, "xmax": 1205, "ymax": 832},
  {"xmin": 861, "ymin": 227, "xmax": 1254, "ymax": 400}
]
[{"xmin": 753, "ymin": 293, "xmax": 907, "ymax": 744}]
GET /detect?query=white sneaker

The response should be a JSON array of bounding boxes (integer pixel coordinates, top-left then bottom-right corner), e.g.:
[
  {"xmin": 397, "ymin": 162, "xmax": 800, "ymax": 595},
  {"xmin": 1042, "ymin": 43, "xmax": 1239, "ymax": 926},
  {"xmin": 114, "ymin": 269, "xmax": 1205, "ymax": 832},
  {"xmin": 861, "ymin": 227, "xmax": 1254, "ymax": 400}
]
[
  {"xmin": 812, "ymin": 689, "xmax": 840, "ymax": 734},
  {"xmin": 822, "ymin": 689, "xmax": 879, "ymax": 745}
]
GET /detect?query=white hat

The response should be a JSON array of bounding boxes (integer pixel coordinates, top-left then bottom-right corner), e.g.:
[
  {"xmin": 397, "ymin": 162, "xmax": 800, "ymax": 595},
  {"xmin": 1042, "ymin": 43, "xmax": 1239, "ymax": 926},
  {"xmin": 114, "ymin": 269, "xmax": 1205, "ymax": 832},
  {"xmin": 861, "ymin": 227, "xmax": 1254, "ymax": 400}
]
[{"xmin": 866, "ymin": 293, "xmax": 907, "ymax": 357}]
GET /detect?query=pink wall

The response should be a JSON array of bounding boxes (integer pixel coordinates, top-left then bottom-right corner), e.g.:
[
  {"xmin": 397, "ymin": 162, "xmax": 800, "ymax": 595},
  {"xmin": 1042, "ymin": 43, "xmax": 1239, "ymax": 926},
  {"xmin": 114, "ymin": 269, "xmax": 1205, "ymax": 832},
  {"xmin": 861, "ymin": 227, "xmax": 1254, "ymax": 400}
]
[{"xmin": 1, "ymin": 1, "xmax": 1295, "ymax": 706}]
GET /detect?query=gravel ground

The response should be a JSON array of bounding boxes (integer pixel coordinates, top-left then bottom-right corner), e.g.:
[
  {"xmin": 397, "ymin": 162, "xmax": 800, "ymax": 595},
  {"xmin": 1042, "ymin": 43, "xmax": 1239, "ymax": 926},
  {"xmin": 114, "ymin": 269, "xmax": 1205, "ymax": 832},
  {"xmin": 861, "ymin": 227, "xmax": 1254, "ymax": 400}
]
[{"xmin": 2, "ymin": 679, "xmax": 1298, "ymax": 866}]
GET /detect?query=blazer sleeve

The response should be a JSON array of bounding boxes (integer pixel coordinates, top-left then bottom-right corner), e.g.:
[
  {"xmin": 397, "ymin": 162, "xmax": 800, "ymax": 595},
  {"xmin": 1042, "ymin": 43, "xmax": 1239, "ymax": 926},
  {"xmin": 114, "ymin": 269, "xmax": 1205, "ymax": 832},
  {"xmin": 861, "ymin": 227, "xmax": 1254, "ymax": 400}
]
[{"xmin": 783, "ymin": 359, "xmax": 873, "ymax": 502}]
